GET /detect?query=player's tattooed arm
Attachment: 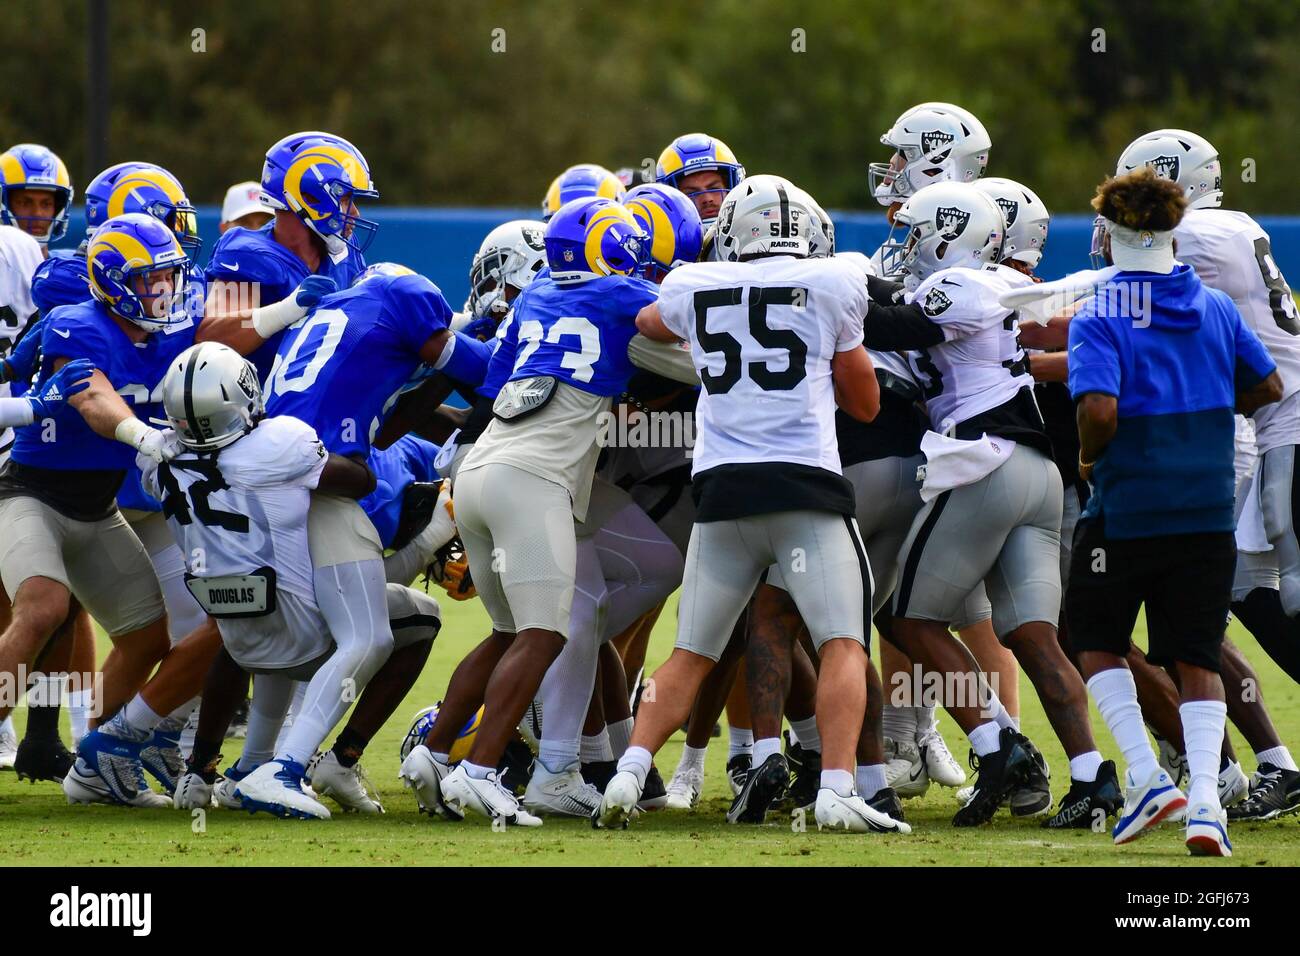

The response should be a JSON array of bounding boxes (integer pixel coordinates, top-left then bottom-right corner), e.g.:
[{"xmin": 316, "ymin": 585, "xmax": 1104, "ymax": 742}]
[
  {"xmin": 830, "ymin": 345, "xmax": 879, "ymax": 423},
  {"xmin": 1237, "ymin": 370, "xmax": 1283, "ymax": 415},
  {"xmin": 635, "ymin": 302, "xmax": 679, "ymax": 343},
  {"xmin": 318, "ymin": 453, "xmax": 377, "ymax": 499}
]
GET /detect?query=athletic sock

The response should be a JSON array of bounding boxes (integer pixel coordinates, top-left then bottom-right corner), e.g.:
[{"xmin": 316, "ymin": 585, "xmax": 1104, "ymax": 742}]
[
  {"xmin": 187, "ymin": 737, "xmax": 222, "ymax": 775},
  {"xmin": 968, "ymin": 720, "xmax": 1002, "ymax": 757},
  {"xmin": 616, "ymin": 745, "xmax": 652, "ymax": 787},
  {"xmin": 104, "ymin": 695, "xmax": 164, "ymax": 742},
  {"xmin": 462, "ymin": 759, "xmax": 494, "ymax": 781},
  {"xmin": 607, "ymin": 717, "xmax": 633, "ymax": 759},
  {"xmin": 23, "ymin": 675, "xmax": 65, "ymax": 743},
  {"xmin": 66, "ymin": 689, "xmax": 92, "ymax": 743},
  {"xmin": 1068, "ymin": 750, "xmax": 1103, "ymax": 783},
  {"xmin": 881, "ymin": 703, "xmax": 917, "ymax": 743},
  {"xmin": 1087, "ymin": 667, "xmax": 1160, "ymax": 782},
  {"xmin": 727, "ymin": 726, "xmax": 753, "ymax": 761},
  {"xmin": 820, "ymin": 768, "xmax": 854, "ymax": 797},
  {"xmin": 331, "ymin": 726, "xmax": 367, "ymax": 768},
  {"xmin": 1256, "ymin": 745, "xmax": 1299, "ymax": 772},
  {"xmin": 538, "ymin": 740, "xmax": 580, "ymax": 774},
  {"xmin": 0, "ymin": 715, "xmax": 14, "ymax": 738},
  {"xmin": 753, "ymin": 736, "xmax": 782, "ymax": 767},
  {"xmin": 677, "ymin": 744, "xmax": 707, "ymax": 774},
  {"xmin": 915, "ymin": 703, "xmax": 938, "ymax": 736},
  {"xmin": 431, "ymin": 750, "xmax": 451, "ymax": 765},
  {"xmin": 789, "ymin": 716, "xmax": 821, "ymax": 753},
  {"xmin": 580, "ymin": 729, "xmax": 614, "ymax": 763},
  {"xmin": 855, "ymin": 763, "xmax": 887, "ymax": 800},
  {"xmin": 1181, "ymin": 700, "xmax": 1228, "ymax": 807}
]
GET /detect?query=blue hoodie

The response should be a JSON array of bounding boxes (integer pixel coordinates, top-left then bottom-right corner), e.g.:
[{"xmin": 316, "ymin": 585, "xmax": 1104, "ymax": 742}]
[{"xmin": 1068, "ymin": 263, "xmax": 1275, "ymax": 539}]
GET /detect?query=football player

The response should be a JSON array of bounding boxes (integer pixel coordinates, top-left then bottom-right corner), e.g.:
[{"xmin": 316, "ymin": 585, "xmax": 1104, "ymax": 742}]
[
  {"xmin": 0, "ymin": 143, "xmax": 74, "ymax": 252},
  {"xmin": 540, "ymin": 164, "xmax": 626, "ymax": 221},
  {"xmin": 654, "ymin": 132, "xmax": 746, "ymax": 226}
]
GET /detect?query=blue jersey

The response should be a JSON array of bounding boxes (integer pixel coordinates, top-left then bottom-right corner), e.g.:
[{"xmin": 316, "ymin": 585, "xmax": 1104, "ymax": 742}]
[
  {"xmin": 31, "ymin": 247, "xmax": 90, "ymax": 315},
  {"xmin": 264, "ymin": 273, "xmax": 452, "ymax": 459},
  {"xmin": 360, "ymin": 434, "xmax": 441, "ymax": 548},
  {"xmin": 505, "ymin": 273, "xmax": 658, "ymax": 397},
  {"xmin": 205, "ymin": 223, "xmax": 365, "ymax": 380}
]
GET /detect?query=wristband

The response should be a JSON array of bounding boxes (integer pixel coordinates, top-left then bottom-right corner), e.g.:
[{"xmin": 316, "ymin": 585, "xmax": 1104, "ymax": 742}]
[
  {"xmin": 115, "ymin": 416, "xmax": 150, "ymax": 450},
  {"xmin": 250, "ymin": 297, "xmax": 308, "ymax": 339}
]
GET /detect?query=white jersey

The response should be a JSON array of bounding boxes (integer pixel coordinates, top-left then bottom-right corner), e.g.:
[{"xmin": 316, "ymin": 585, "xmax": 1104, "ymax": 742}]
[
  {"xmin": 1176, "ymin": 208, "xmax": 1300, "ymax": 453},
  {"xmin": 904, "ymin": 263, "xmax": 1037, "ymax": 431},
  {"xmin": 0, "ymin": 226, "xmax": 43, "ymax": 464},
  {"xmin": 657, "ymin": 255, "xmax": 866, "ymax": 477}
]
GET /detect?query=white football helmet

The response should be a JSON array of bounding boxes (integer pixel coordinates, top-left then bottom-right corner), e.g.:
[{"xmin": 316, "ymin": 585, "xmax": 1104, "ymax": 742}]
[
  {"xmin": 468, "ymin": 219, "xmax": 547, "ymax": 319},
  {"xmin": 796, "ymin": 187, "xmax": 835, "ymax": 258},
  {"xmin": 162, "ymin": 342, "xmax": 263, "ymax": 450},
  {"xmin": 881, "ymin": 182, "xmax": 1005, "ymax": 290},
  {"xmin": 713, "ymin": 174, "xmax": 814, "ymax": 262},
  {"xmin": 974, "ymin": 177, "xmax": 1050, "ymax": 268},
  {"xmin": 1116, "ymin": 129, "xmax": 1222, "ymax": 210},
  {"xmin": 870, "ymin": 102, "xmax": 991, "ymax": 206}
]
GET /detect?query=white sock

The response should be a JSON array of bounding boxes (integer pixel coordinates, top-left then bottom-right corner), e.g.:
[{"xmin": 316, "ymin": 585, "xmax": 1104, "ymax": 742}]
[
  {"xmin": 881, "ymin": 703, "xmax": 917, "ymax": 743},
  {"xmin": 1181, "ymin": 700, "xmax": 1227, "ymax": 807},
  {"xmin": 462, "ymin": 759, "xmax": 494, "ymax": 781},
  {"xmin": 855, "ymin": 763, "xmax": 887, "ymax": 800},
  {"xmin": 581, "ymin": 729, "xmax": 614, "ymax": 763},
  {"xmin": 431, "ymin": 751, "xmax": 451, "ymax": 765},
  {"xmin": 106, "ymin": 695, "xmax": 164, "ymax": 741},
  {"xmin": 820, "ymin": 768, "xmax": 854, "ymax": 797},
  {"xmin": 538, "ymin": 740, "xmax": 580, "ymax": 774},
  {"xmin": 0, "ymin": 715, "xmax": 13, "ymax": 737},
  {"xmin": 676, "ymin": 744, "xmax": 707, "ymax": 774},
  {"xmin": 968, "ymin": 720, "xmax": 1002, "ymax": 757},
  {"xmin": 789, "ymin": 716, "xmax": 821, "ymax": 753},
  {"xmin": 991, "ymin": 699, "xmax": 1018, "ymax": 731},
  {"xmin": 616, "ymin": 745, "xmax": 652, "ymax": 787},
  {"xmin": 915, "ymin": 703, "xmax": 938, "ymax": 735},
  {"xmin": 753, "ymin": 736, "xmax": 782, "ymax": 767},
  {"xmin": 728, "ymin": 726, "xmax": 753, "ymax": 761},
  {"xmin": 67, "ymin": 689, "xmax": 93, "ymax": 743},
  {"xmin": 1068, "ymin": 750, "xmax": 1103, "ymax": 783},
  {"xmin": 607, "ymin": 717, "xmax": 634, "ymax": 759},
  {"xmin": 1256, "ymin": 746, "xmax": 1298, "ymax": 772},
  {"xmin": 1087, "ymin": 667, "xmax": 1160, "ymax": 783}
]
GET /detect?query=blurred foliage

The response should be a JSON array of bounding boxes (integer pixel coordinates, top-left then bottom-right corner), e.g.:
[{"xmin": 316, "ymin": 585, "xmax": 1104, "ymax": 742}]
[{"xmin": 1, "ymin": 0, "xmax": 1297, "ymax": 211}]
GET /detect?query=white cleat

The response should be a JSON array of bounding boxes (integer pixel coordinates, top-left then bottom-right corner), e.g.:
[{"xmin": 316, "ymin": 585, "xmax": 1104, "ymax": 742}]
[
  {"xmin": 1185, "ymin": 801, "xmax": 1232, "ymax": 857},
  {"xmin": 955, "ymin": 785, "xmax": 975, "ymax": 808},
  {"xmin": 917, "ymin": 725, "xmax": 966, "ymax": 788},
  {"xmin": 441, "ymin": 765, "xmax": 542, "ymax": 826},
  {"xmin": 523, "ymin": 762, "xmax": 603, "ymax": 817},
  {"xmin": 173, "ymin": 772, "xmax": 215, "ymax": 809},
  {"xmin": 814, "ymin": 789, "xmax": 912, "ymax": 834},
  {"xmin": 885, "ymin": 737, "xmax": 929, "ymax": 798},
  {"xmin": 62, "ymin": 758, "xmax": 171, "ymax": 808},
  {"xmin": 1218, "ymin": 760, "xmax": 1249, "ymax": 807},
  {"xmin": 0, "ymin": 724, "xmax": 17, "ymax": 771},
  {"xmin": 594, "ymin": 770, "xmax": 642, "ymax": 829},
  {"xmin": 398, "ymin": 744, "xmax": 462, "ymax": 820},
  {"xmin": 665, "ymin": 765, "xmax": 705, "ymax": 810},
  {"xmin": 214, "ymin": 765, "xmax": 253, "ymax": 810},
  {"xmin": 1112, "ymin": 767, "xmax": 1188, "ymax": 845},
  {"xmin": 518, "ymin": 700, "xmax": 543, "ymax": 753},
  {"xmin": 1155, "ymin": 735, "xmax": 1187, "ymax": 788},
  {"xmin": 308, "ymin": 750, "xmax": 384, "ymax": 814},
  {"xmin": 234, "ymin": 759, "xmax": 331, "ymax": 820}
]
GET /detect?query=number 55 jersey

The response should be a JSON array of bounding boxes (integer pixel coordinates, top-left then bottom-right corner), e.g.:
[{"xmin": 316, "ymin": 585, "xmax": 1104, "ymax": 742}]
[{"xmin": 655, "ymin": 255, "xmax": 866, "ymax": 520}]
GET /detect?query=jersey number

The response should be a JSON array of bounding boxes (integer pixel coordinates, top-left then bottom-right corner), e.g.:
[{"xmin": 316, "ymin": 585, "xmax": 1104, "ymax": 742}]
[
  {"xmin": 514, "ymin": 315, "xmax": 602, "ymax": 383},
  {"xmin": 267, "ymin": 308, "xmax": 349, "ymax": 397},
  {"xmin": 157, "ymin": 460, "xmax": 250, "ymax": 534},
  {"xmin": 693, "ymin": 286, "xmax": 809, "ymax": 395},
  {"xmin": 1252, "ymin": 237, "xmax": 1300, "ymax": 335}
]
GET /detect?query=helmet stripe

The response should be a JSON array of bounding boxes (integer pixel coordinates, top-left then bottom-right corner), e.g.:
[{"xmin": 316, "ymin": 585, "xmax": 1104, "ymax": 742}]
[
  {"xmin": 182, "ymin": 345, "xmax": 205, "ymax": 445},
  {"xmin": 776, "ymin": 181, "xmax": 790, "ymax": 237}
]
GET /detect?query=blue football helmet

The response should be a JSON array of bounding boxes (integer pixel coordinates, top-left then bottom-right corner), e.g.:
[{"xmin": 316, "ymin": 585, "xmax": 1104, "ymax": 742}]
[
  {"xmin": 261, "ymin": 131, "xmax": 379, "ymax": 259},
  {"xmin": 541, "ymin": 164, "xmax": 625, "ymax": 220},
  {"xmin": 85, "ymin": 162, "xmax": 202, "ymax": 257},
  {"xmin": 544, "ymin": 197, "xmax": 648, "ymax": 285},
  {"xmin": 0, "ymin": 143, "xmax": 74, "ymax": 244},
  {"xmin": 622, "ymin": 183, "xmax": 703, "ymax": 282},
  {"xmin": 86, "ymin": 213, "xmax": 190, "ymax": 332}
]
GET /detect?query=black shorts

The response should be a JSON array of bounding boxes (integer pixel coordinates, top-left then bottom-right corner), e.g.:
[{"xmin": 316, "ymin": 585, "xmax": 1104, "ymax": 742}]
[{"xmin": 1064, "ymin": 517, "xmax": 1235, "ymax": 671}]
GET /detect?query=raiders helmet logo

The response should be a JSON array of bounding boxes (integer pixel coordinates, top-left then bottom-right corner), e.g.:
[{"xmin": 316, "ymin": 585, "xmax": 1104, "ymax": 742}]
[
  {"xmin": 935, "ymin": 206, "xmax": 971, "ymax": 241},
  {"xmin": 922, "ymin": 288, "xmax": 953, "ymax": 316},
  {"xmin": 717, "ymin": 199, "xmax": 735, "ymax": 235},
  {"xmin": 520, "ymin": 226, "xmax": 545, "ymax": 250},
  {"xmin": 921, "ymin": 130, "xmax": 955, "ymax": 158},
  {"xmin": 236, "ymin": 361, "xmax": 259, "ymax": 401},
  {"xmin": 994, "ymin": 197, "xmax": 1019, "ymax": 227},
  {"xmin": 1148, "ymin": 154, "xmax": 1181, "ymax": 182}
]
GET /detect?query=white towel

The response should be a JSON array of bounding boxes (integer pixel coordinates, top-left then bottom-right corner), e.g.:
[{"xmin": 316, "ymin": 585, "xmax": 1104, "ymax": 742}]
[
  {"xmin": 433, "ymin": 429, "xmax": 461, "ymax": 480},
  {"xmin": 1235, "ymin": 465, "xmax": 1272, "ymax": 554},
  {"xmin": 918, "ymin": 429, "xmax": 1017, "ymax": 502}
]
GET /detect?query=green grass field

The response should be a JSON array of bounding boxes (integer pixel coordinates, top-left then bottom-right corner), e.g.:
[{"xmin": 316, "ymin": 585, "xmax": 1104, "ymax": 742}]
[{"xmin": 2, "ymin": 594, "xmax": 1298, "ymax": 867}]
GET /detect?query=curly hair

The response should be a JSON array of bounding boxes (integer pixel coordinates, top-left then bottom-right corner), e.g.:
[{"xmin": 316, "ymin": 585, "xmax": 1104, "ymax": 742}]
[{"xmin": 1091, "ymin": 166, "xmax": 1188, "ymax": 232}]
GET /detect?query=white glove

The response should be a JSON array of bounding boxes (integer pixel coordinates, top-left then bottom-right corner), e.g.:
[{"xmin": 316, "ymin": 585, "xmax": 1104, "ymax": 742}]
[{"xmin": 116, "ymin": 417, "xmax": 179, "ymax": 464}]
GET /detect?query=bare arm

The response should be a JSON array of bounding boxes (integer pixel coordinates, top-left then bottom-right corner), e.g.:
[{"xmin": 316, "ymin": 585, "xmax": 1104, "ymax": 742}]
[
  {"xmin": 1029, "ymin": 351, "xmax": 1069, "ymax": 383},
  {"xmin": 1076, "ymin": 393, "xmax": 1118, "ymax": 479},
  {"xmin": 60, "ymin": 358, "xmax": 137, "ymax": 439},
  {"xmin": 830, "ymin": 345, "xmax": 879, "ymax": 423},
  {"xmin": 1238, "ymin": 369, "xmax": 1284, "ymax": 415},
  {"xmin": 317, "ymin": 453, "xmax": 377, "ymax": 499},
  {"xmin": 635, "ymin": 303, "xmax": 678, "ymax": 343},
  {"xmin": 197, "ymin": 280, "xmax": 267, "ymax": 355}
]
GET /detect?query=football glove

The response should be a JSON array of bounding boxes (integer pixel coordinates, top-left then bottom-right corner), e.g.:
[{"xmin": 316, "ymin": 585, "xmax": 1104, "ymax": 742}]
[
  {"xmin": 26, "ymin": 358, "xmax": 95, "ymax": 418},
  {"xmin": 426, "ymin": 537, "xmax": 476, "ymax": 601}
]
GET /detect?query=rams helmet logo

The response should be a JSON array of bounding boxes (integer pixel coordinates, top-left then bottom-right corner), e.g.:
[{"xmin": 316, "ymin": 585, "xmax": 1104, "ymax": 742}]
[{"xmin": 935, "ymin": 206, "xmax": 971, "ymax": 241}]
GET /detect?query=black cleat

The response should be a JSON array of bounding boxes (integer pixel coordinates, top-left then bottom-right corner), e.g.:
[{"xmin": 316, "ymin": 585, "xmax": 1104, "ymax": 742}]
[
  {"xmin": 639, "ymin": 764, "xmax": 668, "ymax": 810},
  {"xmin": 867, "ymin": 786, "xmax": 905, "ymax": 823},
  {"xmin": 581, "ymin": 759, "xmax": 618, "ymax": 792},
  {"xmin": 727, "ymin": 753, "xmax": 789, "ymax": 823},
  {"xmin": 726, "ymin": 753, "xmax": 752, "ymax": 796},
  {"xmin": 14, "ymin": 736, "xmax": 75, "ymax": 783},
  {"xmin": 1227, "ymin": 764, "xmax": 1300, "ymax": 822},
  {"xmin": 953, "ymin": 728, "xmax": 1033, "ymax": 827},
  {"xmin": 227, "ymin": 697, "xmax": 250, "ymax": 739},
  {"xmin": 781, "ymin": 730, "xmax": 821, "ymax": 810},
  {"xmin": 1042, "ymin": 760, "xmax": 1122, "ymax": 829},
  {"xmin": 496, "ymin": 738, "xmax": 535, "ymax": 795},
  {"xmin": 1010, "ymin": 735, "xmax": 1052, "ymax": 817}
]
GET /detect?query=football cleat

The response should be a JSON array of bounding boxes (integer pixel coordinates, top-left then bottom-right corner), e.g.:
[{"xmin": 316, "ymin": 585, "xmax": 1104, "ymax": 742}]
[
  {"xmin": 518, "ymin": 699, "xmax": 543, "ymax": 753},
  {"xmin": 497, "ymin": 738, "xmax": 536, "ymax": 794},
  {"xmin": 1227, "ymin": 763, "xmax": 1300, "ymax": 822},
  {"xmin": 1154, "ymin": 733, "xmax": 1187, "ymax": 788},
  {"xmin": 0, "ymin": 723, "xmax": 16, "ymax": 770},
  {"xmin": 14, "ymin": 736, "xmax": 75, "ymax": 783},
  {"xmin": 234, "ymin": 759, "xmax": 331, "ymax": 820},
  {"xmin": 441, "ymin": 765, "xmax": 542, "ymax": 826},
  {"xmin": 1009, "ymin": 737, "xmax": 1052, "ymax": 817},
  {"xmin": 139, "ymin": 728, "xmax": 185, "ymax": 795},
  {"xmin": 308, "ymin": 750, "xmax": 384, "ymax": 814},
  {"xmin": 866, "ymin": 786, "xmax": 906, "ymax": 823},
  {"xmin": 814, "ymin": 788, "xmax": 912, "ymax": 834},
  {"xmin": 726, "ymin": 753, "xmax": 752, "ymax": 797},
  {"xmin": 593, "ymin": 770, "xmax": 642, "ymax": 830},
  {"xmin": 952, "ymin": 728, "xmax": 1033, "ymax": 827},
  {"xmin": 783, "ymin": 732, "xmax": 822, "ymax": 810},
  {"xmin": 1185, "ymin": 802, "xmax": 1232, "ymax": 857},
  {"xmin": 639, "ymin": 764, "xmax": 669, "ymax": 811},
  {"xmin": 63, "ymin": 757, "xmax": 171, "ymax": 808},
  {"xmin": 523, "ymin": 762, "xmax": 604, "ymax": 817},
  {"xmin": 581, "ymin": 759, "xmax": 618, "ymax": 793},
  {"xmin": 885, "ymin": 736, "xmax": 929, "ymax": 799},
  {"xmin": 727, "ymin": 753, "xmax": 789, "ymax": 824},
  {"xmin": 227, "ymin": 698, "xmax": 250, "ymax": 739},
  {"xmin": 398, "ymin": 744, "xmax": 463, "ymax": 820},
  {"xmin": 1219, "ymin": 759, "xmax": 1249, "ymax": 807},
  {"xmin": 1042, "ymin": 760, "xmax": 1123, "ymax": 829},
  {"xmin": 214, "ymin": 764, "xmax": 254, "ymax": 809},
  {"xmin": 173, "ymin": 771, "xmax": 215, "ymax": 809},
  {"xmin": 917, "ymin": 724, "xmax": 967, "ymax": 788},
  {"xmin": 664, "ymin": 764, "xmax": 705, "ymax": 810},
  {"xmin": 1112, "ymin": 767, "xmax": 1188, "ymax": 844},
  {"xmin": 955, "ymin": 785, "xmax": 975, "ymax": 808}
]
